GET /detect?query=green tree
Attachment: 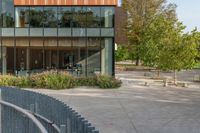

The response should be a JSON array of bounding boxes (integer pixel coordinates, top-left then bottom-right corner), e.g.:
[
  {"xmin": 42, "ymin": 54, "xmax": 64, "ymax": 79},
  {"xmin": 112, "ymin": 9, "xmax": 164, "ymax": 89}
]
[
  {"xmin": 194, "ymin": 31, "xmax": 200, "ymax": 62},
  {"xmin": 122, "ymin": 0, "xmax": 176, "ymax": 65},
  {"xmin": 115, "ymin": 45, "xmax": 129, "ymax": 61},
  {"xmin": 139, "ymin": 15, "xmax": 198, "ymax": 83}
]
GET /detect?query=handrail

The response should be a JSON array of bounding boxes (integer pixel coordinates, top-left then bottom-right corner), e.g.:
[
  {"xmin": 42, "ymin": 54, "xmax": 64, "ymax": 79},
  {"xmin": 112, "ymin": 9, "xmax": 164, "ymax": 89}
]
[
  {"xmin": 0, "ymin": 100, "xmax": 48, "ymax": 133},
  {"xmin": 30, "ymin": 111, "xmax": 60, "ymax": 133}
]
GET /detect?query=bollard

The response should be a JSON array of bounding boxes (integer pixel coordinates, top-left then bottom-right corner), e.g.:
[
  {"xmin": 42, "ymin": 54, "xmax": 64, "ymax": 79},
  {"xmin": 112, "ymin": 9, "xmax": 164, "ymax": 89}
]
[
  {"xmin": 163, "ymin": 79, "xmax": 168, "ymax": 87},
  {"xmin": 144, "ymin": 82, "xmax": 149, "ymax": 86}
]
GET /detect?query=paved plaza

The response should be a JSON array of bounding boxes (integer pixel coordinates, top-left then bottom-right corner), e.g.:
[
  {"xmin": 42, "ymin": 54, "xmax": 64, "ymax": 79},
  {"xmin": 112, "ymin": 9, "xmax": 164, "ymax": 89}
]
[{"xmin": 31, "ymin": 70, "xmax": 200, "ymax": 133}]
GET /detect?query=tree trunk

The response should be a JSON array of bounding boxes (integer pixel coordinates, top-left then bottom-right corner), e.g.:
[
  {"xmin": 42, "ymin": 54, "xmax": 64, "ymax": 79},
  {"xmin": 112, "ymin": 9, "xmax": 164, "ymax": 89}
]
[
  {"xmin": 174, "ymin": 70, "xmax": 177, "ymax": 85},
  {"xmin": 136, "ymin": 56, "xmax": 140, "ymax": 66}
]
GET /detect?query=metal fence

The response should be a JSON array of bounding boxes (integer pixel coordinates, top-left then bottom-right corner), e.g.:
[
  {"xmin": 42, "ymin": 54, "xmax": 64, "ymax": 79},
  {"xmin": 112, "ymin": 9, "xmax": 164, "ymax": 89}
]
[{"xmin": 0, "ymin": 87, "xmax": 99, "ymax": 133}]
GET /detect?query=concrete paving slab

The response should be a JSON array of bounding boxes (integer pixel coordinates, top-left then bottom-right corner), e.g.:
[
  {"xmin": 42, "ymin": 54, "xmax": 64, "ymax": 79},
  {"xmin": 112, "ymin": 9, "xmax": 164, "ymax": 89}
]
[{"xmin": 29, "ymin": 70, "xmax": 200, "ymax": 133}]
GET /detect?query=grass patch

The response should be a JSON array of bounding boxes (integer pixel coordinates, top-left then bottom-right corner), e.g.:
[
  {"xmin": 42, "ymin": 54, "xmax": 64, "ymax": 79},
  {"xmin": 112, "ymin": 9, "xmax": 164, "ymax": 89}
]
[{"xmin": 0, "ymin": 71, "xmax": 121, "ymax": 89}]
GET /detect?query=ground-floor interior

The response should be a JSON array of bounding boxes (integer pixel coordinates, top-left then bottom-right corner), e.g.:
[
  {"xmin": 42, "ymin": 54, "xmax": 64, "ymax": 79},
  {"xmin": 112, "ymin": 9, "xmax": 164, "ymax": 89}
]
[{"xmin": 0, "ymin": 37, "xmax": 114, "ymax": 76}]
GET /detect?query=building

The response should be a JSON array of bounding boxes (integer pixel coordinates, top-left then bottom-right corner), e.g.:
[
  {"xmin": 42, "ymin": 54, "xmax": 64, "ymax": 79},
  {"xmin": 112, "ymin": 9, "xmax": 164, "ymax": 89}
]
[
  {"xmin": 115, "ymin": 6, "xmax": 128, "ymax": 45},
  {"xmin": 0, "ymin": 0, "xmax": 117, "ymax": 77}
]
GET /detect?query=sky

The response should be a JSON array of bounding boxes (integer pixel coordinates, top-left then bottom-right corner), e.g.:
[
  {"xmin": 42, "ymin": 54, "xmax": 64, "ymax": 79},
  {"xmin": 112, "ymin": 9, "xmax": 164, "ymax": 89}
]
[
  {"xmin": 119, "ymin": 0, "xmax": 200, "ymax": 32},
  {"xmin": 168, "ymin": 0, "xmax": 200, "ymax": 32}
]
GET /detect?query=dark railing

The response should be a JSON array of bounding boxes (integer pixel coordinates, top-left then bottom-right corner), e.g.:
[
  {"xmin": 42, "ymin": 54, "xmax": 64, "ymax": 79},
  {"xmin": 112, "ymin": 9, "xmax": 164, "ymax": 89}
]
[{"xmin": 0, "ymin": 87, "xmax": 99, "ymax": 133}]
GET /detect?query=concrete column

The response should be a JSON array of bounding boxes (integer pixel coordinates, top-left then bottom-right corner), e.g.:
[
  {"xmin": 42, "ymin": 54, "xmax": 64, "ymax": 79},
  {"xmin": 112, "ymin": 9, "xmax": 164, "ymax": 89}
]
[
  {"xmin": 15, "ymin": 8, "xmax": 20, "ymax": 27},
  {"xmin": 101, "ymin": 39, "xmax": 113, "ymax": 76},
  {"xmin": 105, "ymin": 9, "xmax": 113, "ymax": 27},
  {"xmin": 2, "ymin": 47, "xmax": 7, "ymax": 75}
]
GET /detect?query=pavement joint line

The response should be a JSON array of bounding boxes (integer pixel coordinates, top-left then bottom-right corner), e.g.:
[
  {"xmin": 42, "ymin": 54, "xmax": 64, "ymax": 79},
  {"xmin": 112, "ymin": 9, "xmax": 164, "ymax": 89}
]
[{"xmin": 112, "ymin": 90, "xmax": 139, "ymax": 133}]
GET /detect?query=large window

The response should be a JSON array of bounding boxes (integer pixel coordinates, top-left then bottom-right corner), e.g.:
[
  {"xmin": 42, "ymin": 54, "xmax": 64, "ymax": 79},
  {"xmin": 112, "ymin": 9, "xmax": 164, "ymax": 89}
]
[
  {"xmin": 87, "ymin": 7, "xmax": 101, "ymax": 28},
  {"xmin": 43, "ymin": 7, "xmax": 57, "ymax": 28},
  {"xmin": 101, "ymin": 7, "xmax": 114, "ymax": 28},
  {"xmin": 58, "ymin": 38, "xmax": 72, "ymax": 69},
  {"xmin": 87, "ymin": 38, "xmax": 101, "ymax": 76},
  {"xmin": 2, "ymin": 38, "xmax": 15, "ymax": 74},
  {"xmin": 15, "ymin": 7, "xmax": 29, "ymax": 28},
  {"xmin": 72, "ymin": 7, "xmax": 87, "ymax": 27},
  {"xmin": 58, "ymin": 7, "xmax": 72, "ymax": 28},
  {"xmin": 1, "ymin": 0, "xmax": 14, "ymax": 27},
  {"xmin": 72, "ymin": 38, "xmax": 86, "ymax": 76},
  {"xmin": 29, "ymin": 7, "xmax": 43, "ymax": 27},
  {"xmin": 1, "ymin": 6, "xmax": 115, "ymax": 28},
  {"xmin": 30, "ymin": 38, "xmax": 44, "ymax": 70}
]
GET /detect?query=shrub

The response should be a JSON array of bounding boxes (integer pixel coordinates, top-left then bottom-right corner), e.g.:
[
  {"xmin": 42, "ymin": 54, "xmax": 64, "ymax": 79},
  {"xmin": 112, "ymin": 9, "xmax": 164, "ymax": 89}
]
[
  {"xmin": 13, "ymin": 76, "xmax": 31, "ymax": 88},
  {"xmin": 96, "ymin": 75, "xmax": 122, "ymax": 89},
  {"xmin": 0, "ymin": 75, "xmax": 15, "ymax": 86},
  {"xmin": 75, "ymin": 77, "xmax": 97, "ymax": 87},
  {"xmin": 0, "ymin": 71, "xmax": 121, "ymax": 89},
  {"xmin": 29, "ymin": 71, "xmax": 74, "ymax": 89}
]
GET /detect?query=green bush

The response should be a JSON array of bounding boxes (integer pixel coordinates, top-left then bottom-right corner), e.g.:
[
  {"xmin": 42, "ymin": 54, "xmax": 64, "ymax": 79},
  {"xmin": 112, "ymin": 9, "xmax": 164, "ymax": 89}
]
[
  {"xmin": 96, "ymin": 75, "xmax": 122, "ymax": 89},
  {"xmin": 75, "ymin": 77, "xmax": 97, "ymax": 87},
  {"xmin": 13, "ymin": 76, "xmax": 31, "ymax": 88},
  {"xmin": 29, "ymin": 71, "xmax": 74, "ymax": 89},
  {"xmin": 0, "ymin": 75, "xmax": 15, "ymax": 86},
  {"xmin": 0, "ymin": 71, "xmax": 121, "ymax": 89}
]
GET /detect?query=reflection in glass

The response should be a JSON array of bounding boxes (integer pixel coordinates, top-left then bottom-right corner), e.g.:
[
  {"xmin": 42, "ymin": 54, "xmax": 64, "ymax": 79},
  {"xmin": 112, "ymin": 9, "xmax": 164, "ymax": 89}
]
[
  {"xmin": 101, "ymin": 7, "xmax": 114, "ymax": 28},
  {"xmin": 87, "ymin": 38, "xmax": 101, "ymax": 76},
  {"xmin": 72, "ymin": 7, "xmax": 87, "ymax": 27},
  {"xmin": 44, "ymin": 38, "xmax": 58, "ymax": 69},
  {"xmin": 1, "ymin": 0, "xmax": 15, "ymax": 27},
  {"xmin": 101, "ymin": 38, "xmax": 113, "ymax": 75},
  {"xmin": 30, "ymin": 7, "xmax": 43, "ymax": 27},
  {"xmin": 30, "ymin": 38, "xmax": 44, "ymax": 70},
  {"xmin": 72, "ymin": 38, "xmax": 86, "ymax": 76},
  {"xmin": 58, "ymin": 7, "xmax": 72, "ymax": 28},
  {"xmin": 87, "ymin": 7, "xmax": 101, "ymax": 28},
  {"xmin": 15, "ymin": 7, "xmax": 29, "ymax": 28},
  {"xmin": 2, "ymin": 38, "xmax": 14, "ymax": 74},
  {"xmin": 58, "ymin": 38, "xmax": 72, "ymax": 69},
  {"xmin": 43, "ymin": 7, "xmax": 57, "ymax": 28}
]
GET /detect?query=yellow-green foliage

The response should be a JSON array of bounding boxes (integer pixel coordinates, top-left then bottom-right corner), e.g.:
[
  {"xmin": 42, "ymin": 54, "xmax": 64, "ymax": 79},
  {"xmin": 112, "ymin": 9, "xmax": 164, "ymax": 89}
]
[
  {"xmin": 0, "ymin": 75, "xmax": 16, "ymax": 86},
  {"xmin": 0, "ymin": 71, "xmax": 121, "ymax": 89},
  {"xmin": 96, "ymin": 75, "xmax": 122, "ymax": 89}
]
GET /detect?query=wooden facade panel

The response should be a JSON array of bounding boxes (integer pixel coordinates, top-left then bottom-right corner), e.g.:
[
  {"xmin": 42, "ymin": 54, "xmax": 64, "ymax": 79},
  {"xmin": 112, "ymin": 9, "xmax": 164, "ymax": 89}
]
[{"xmin": 14, "ymin": 0, "xmax": 117, "ymax": 5}]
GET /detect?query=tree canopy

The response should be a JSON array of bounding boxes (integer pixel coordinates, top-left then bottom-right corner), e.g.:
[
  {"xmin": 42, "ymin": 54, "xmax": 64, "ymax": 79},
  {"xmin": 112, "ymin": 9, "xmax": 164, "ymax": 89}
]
[
  {"xmin": 121, "ymin": 0, "xmax": 199, "ymax": 73},
  {"xmin": 122, "ymin": 0, "xmax": 177, "ymax": 65}
]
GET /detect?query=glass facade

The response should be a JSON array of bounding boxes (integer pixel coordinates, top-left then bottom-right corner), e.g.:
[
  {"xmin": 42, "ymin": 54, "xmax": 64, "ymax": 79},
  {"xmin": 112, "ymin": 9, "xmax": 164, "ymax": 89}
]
[
  {"xmin": 87, "ymin": 7, "xmax": 101, "ymax": 28},
  {"xmin": 1, "ymin": 6, "xmax": 114, "ymax": 28},
  {"xmin": 58, "ymin": 7, "xmax": 72, "ymax": 28},
  {"xmin": 0, "ymin": 2, "xmax": 115, "ymax": 76},
  {"xmin": 15, "ymin": 7, "xmax": 29, "ymax": 27},
  {"xmin": 43, "ymin": 7, "xmax": 58, "ymax": 28},
  {"xmin": 1, "ymin": 0, "xmax": 15, "ymax": 27},
  {"xmin": 29, "ymin": 7, "xmax": 43, "ymax": 27}
]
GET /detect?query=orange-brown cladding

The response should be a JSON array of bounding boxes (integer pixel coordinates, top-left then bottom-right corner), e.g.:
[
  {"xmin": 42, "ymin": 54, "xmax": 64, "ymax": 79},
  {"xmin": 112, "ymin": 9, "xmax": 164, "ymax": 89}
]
[{"xmin": 14, "ymin": 0, "xmax": 118, "ymax": 6}]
